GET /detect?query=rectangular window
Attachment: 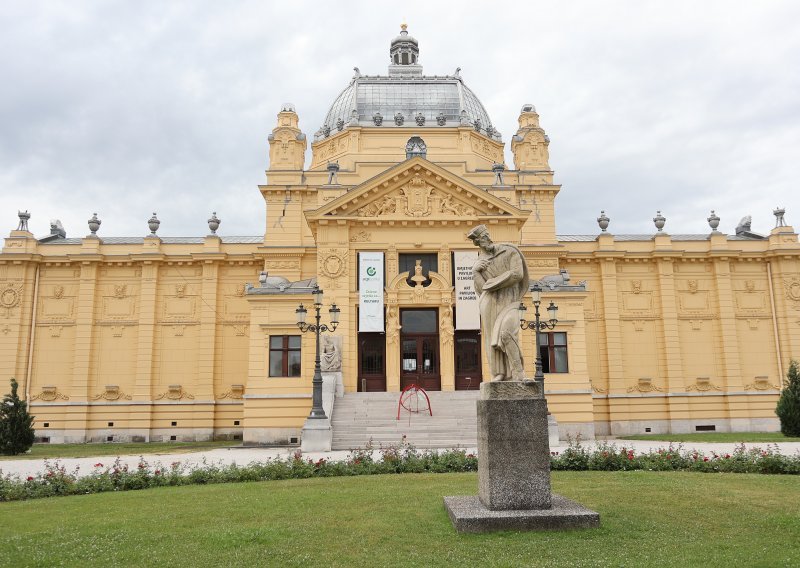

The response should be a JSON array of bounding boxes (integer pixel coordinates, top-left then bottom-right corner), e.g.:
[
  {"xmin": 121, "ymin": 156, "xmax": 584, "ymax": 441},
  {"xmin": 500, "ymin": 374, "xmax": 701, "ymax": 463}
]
[
  {"xmin": 269, "ymin": 335, "xmax": 301, "ymax": 377},
  {"xmin": 538, "ymin": 332, "xmax": 568, "ymax": 373}
]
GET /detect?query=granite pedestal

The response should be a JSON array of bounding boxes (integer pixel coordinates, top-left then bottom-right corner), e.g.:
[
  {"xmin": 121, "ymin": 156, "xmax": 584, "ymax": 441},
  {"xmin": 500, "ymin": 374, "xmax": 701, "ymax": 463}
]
[{"xmin": 444, "ymin": 380, "xmax": 600, "ymax": 532}]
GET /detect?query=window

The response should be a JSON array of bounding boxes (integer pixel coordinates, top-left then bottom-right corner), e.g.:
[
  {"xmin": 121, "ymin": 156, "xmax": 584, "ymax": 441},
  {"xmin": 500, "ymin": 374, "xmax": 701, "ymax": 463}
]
[
  {"xmin": 269, "ymin": 335, "xmax": 301, "ymax": 377},
  {"xmin": 539, "ymin": 332, "xmax": 568, "ymax": 373},
  {"xmin": 399, "ymin": 253, "xmax": 438, "ymax": 287}
]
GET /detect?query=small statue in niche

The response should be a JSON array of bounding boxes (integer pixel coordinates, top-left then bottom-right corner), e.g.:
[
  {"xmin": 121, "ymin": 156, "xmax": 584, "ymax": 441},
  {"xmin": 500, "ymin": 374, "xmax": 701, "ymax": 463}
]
[{"xmin": 410, "ymin": 260, "xmax": 427, "ymax": 288}]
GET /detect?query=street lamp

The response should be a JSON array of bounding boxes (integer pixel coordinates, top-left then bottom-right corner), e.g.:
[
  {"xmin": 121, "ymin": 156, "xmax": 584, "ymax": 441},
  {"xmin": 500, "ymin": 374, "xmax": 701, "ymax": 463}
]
[
  {"xmin": 519, "ymin": 283, "xmax": 559, "ymax": 384},
  {"xmin": 296, "ymin": 285, "xmax": 340, "ymax": 419}
]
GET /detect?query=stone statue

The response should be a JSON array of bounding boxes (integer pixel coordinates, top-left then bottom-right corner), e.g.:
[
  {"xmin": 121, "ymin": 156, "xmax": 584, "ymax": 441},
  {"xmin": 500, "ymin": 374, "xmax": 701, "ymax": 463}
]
[
  {"xmin": 320, "ymin": 335, "xmax": 342, "ymax": 372},
  {"xmin": 467, "ymin": 224, "xmax": 529, "ymax": 381}
]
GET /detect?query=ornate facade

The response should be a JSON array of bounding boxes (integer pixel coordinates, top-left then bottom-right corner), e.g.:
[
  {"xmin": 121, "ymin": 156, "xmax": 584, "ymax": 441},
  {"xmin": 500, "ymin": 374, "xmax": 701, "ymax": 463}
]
[{"xmin": 2, "ymin": 27, "xmax": 798, "ymax": 444}]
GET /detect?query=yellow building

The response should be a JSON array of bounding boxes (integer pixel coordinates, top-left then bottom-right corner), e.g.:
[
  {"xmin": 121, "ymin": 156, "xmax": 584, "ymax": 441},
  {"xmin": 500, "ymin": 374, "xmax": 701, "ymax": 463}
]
[{"xmin": 2, "ymin": 26, "xmax": 798, "ymax": 445}]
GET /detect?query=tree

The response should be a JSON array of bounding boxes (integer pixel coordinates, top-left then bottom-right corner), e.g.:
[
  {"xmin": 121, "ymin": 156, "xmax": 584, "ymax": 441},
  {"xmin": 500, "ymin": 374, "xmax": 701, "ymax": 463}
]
[
  {"xmin": 776, "ymin": 360, "xmax": 800, "ymax": 437},
  {"xmin": 0, "ymin": 378, "xmax": 35, "ymax": 455}
]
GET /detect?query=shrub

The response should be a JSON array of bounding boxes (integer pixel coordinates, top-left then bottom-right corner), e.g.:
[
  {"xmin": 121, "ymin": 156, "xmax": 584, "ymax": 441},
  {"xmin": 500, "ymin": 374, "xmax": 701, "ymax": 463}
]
[
  {"xmin": 776, "ymin": 360, "xmax": 800, "ymax": 437},
  {"xmin": 0, "ymin": 378, "xmax": 35, "ymax": 456}
]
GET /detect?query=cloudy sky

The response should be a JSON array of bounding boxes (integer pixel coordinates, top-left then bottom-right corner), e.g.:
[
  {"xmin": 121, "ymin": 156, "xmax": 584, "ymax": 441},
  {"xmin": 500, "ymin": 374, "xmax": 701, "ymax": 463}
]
[{"xmin": 1, "ymin": 1, "xmax": 798, "ymax": 239}]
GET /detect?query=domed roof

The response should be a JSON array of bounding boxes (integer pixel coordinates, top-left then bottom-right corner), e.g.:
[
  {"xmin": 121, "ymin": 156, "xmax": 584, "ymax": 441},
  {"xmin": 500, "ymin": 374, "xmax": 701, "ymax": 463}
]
[{"xmin": 315, "ymin": 26, "xmax": 499, "ymax": 142}]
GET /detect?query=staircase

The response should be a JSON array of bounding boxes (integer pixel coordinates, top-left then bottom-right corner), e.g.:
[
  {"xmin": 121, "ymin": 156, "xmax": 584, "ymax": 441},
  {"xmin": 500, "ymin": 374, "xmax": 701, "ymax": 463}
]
[{"xmin": 331, "ymin": 391, "xmax": 480, "ymax": 450}]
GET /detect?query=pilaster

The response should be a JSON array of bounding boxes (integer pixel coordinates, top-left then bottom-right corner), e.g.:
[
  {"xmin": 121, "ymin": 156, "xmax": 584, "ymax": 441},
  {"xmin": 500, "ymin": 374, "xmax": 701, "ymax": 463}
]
[
  {"xmin": 656, "ymin": 257, "xmax": 687, "ymax": 427},
  {"xmin": 66, "ymin": 260, "xmax": 99, "ymax": 440},
  {"xmin": 132, "ymin": 260, "xmax": 159, "ymax": 440},
  {"xmin": 197, "ymin": 260, "xmax": 219, "ymax": 401},
  {"xmin": 598, "ymin": 258, "xmax": 623, "ymax": 393}
]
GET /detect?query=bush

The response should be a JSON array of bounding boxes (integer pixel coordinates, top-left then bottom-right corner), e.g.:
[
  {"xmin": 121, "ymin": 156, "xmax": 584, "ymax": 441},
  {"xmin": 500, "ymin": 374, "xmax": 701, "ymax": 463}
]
[
  {"xmin": 0, "ymin": 378, "xmax": 35, "ymax": 456},
  {"xmin": 1, "ymin": 439, "xmax": 798, "ymax": 502},
  {"xmin": 776, "ymin": 360, "xmax": 800, "ymax": 437}
]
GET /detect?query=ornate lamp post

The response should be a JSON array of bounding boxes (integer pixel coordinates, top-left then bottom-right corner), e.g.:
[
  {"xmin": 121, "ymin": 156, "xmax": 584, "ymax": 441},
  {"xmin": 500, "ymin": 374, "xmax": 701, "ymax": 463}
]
[
  {"xmin": 519, "ymin": 283, "xmax": 559, "ymax": 384},
  {"xmin": 295, "ymin": 286, "xmax": 340, "ymax": 419}
]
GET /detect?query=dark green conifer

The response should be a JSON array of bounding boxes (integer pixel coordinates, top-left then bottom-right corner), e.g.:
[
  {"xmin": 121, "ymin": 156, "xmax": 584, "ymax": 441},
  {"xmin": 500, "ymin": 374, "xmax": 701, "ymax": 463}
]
[
  {"xmin": 776, "ymin": 360, "xmax": 800, "ymax": 437},
  {"xmin": 0, "ymin": 378, "xmax": 36, "ymax": 455}
]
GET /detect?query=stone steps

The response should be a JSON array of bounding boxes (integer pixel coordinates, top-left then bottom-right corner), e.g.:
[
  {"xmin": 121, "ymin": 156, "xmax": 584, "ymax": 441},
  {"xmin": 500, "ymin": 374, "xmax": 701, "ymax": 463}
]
[{"xmin": 331, "ymin": 391, "xmax": 480, "ymax": 450}]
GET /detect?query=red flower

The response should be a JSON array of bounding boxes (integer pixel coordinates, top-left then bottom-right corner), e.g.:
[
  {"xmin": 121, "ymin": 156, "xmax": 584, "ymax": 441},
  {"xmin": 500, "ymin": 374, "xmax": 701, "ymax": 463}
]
[
  {"xmin": 703, "ymin": 457, "xmax": 709, "ymax": 462},
  {"xmin": 138, "ymin": 463, "xmax": 145, "ymax": 469},
  {"xmin": 94, "ymin": 463, "xmax": 103, "ymax": 468},
  {"xmin": 154, "ymin": 469, "xmax": 161, "ymax": 475},
  {"xmin": 724, "ymin": 454, "xmax": 731, "ymax": 459},
  {"xmin": 26, "ymin": 476, "xmax": 34, "ymax": 481}
]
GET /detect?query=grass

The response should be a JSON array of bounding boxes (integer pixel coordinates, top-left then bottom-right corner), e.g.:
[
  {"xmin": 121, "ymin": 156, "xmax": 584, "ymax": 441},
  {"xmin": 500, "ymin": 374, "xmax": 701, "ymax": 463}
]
[
  {"xmin": 2, "ymin": 471, "xmax": 799, "ymax": 567},
  {"xmin": 0, "ymin": 440, "xmax": 235, "ymax": 461},
  {"xmin": 619, "ymin": 432, "xmax": 800, "ymax": 443}
]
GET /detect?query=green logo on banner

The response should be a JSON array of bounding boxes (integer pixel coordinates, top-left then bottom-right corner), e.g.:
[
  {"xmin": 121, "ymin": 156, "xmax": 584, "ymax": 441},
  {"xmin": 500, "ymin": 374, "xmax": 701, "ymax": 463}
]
[{"xmin": 366, "ymin": 266, "xmax": 377, "ymax": 277}]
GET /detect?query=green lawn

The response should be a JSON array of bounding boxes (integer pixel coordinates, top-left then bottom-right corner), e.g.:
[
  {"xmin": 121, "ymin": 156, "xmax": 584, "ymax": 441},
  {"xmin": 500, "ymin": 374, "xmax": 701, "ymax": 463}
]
[
  {"xmin": 619, "ymin": 432, "xmax": 800, "ymax": 443},
  {"xmin": 2, "ymin": 471, "xmax": 799, "ymax": 567},
  {"xmin": 0, "ymin": 440, "xmax": 236, "ymax": 461}
]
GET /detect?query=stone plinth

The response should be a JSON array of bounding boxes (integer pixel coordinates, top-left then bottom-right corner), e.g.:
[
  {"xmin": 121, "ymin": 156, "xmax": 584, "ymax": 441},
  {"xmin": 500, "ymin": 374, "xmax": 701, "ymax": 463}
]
[
  {"xmin": 444, "ymin": 494, "xmax": 600, "ymax": 533},
  {"xmin": 478, "ymin": 382, "xmax": 551, "ymax": 510},
  {"xmin": 444, "ymin": 379, "xmax": 600, "ymax": 532}
]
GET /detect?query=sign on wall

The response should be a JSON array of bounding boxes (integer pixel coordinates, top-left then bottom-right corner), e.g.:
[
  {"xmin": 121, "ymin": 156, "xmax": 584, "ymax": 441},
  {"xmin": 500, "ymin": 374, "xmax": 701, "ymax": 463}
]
[
  {"xmin": 453, "ymin": 250, "xmax": 480, "ymax": 330},
  {"xmin": 359, "ymin": 252, "xmax": 385, "ymax": 332}
]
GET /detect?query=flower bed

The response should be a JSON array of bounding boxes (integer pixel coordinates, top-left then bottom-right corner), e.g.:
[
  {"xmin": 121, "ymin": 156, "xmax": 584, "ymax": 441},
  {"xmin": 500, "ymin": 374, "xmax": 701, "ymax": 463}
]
[{"xmin": 1, "ymin": 440, "xmax": 798, "ymax": 502}]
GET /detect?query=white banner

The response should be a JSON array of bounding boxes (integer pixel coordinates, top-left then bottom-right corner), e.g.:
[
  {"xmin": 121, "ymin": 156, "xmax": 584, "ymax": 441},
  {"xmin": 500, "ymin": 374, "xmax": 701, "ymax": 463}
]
[
  {"xmin": 454, "ymin": 250, "xmax": 480, "ymax": 330},
  {"xmin": 358, "ymin": 252, "xmax": 385, "ymax": 332}
]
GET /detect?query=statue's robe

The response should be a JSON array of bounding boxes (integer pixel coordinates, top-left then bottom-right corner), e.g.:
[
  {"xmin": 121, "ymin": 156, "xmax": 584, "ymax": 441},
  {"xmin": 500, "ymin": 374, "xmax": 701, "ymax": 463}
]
[{"xmin": 473, "ymin": 243, "xmax": 529, "ymax": 379}]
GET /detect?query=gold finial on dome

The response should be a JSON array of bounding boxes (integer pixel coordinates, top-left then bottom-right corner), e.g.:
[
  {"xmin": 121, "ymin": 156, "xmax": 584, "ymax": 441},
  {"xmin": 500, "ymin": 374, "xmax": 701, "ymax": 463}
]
[{"xmin": 400, "ymin": 22, "xmax": 407, "ymax": 31}]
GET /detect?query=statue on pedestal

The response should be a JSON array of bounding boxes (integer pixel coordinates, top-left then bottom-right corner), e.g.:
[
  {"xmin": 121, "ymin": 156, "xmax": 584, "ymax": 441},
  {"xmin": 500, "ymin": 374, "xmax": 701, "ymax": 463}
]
[
  {"xmin": 320, "ymin": 335, "xmax": 342, "ymax": 372},
  {"xmin": 467, "ymin": 224, "xmax": 529, "ymax": 381}
]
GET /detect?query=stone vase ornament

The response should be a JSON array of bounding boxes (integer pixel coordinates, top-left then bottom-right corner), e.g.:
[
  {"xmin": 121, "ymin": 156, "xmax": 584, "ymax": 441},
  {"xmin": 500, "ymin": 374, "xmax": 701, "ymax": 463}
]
[
  {"xmin": 436, "ymin": 111, "xmax": 446, "ymax": 126},
  {"xmin": 653, "ymin": 210, "xmax": 666, "ymax": 232},
  {"xmin": 415, "ymin": 112, "xmax": 425, "ymax": 126},
  {"xmin": 597, "ymin": 211, "xmax": 610, "ymax": 232},
  {"xmin": 336, "ymin": 117, "xmax": 344, "ymax": 131},
  {"xmin": 394, "ymin": 112, "xmax": 404, "ymax": 126},
  {"xmin": 707, "ymin": 210, "xmax": 720, "ymax": 232},
  {"xmin": 208, "ymin": 212, "xmax": 220, "ymax": 235},
  {"xmin": 147, "ymin": 213, "xmax": 160, "ymax": 236},
  {"xmin": 372, "ymin": 112, "xmax": 383, "ymax": 126},
  {"xmin": 87, "ymin": 213, "xmax": 101, "ymax": 236}
]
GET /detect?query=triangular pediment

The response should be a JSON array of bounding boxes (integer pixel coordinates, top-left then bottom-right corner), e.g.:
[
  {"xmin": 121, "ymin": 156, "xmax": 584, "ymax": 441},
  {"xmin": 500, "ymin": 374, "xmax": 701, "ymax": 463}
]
[{"xmin": 306, "ymin": 157, "xmax": 528, "ymax": 224}]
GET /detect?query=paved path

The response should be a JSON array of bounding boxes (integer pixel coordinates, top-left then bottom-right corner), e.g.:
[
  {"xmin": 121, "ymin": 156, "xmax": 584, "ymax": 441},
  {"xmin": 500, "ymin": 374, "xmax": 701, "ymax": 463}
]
[{"xmin": 2, "ymin": 439, "xmax": 799, "ymax": 479}]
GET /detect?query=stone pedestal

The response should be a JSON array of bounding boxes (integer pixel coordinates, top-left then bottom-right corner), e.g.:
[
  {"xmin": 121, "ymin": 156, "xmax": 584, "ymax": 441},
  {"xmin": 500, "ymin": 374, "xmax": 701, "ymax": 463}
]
[
  {"xmin": 478, "ymin": 381, "xmax": 551, "ymax": 510},
  {"xmin": 444, "ymin": 380, "xmax": 600, "ymax": 533}
]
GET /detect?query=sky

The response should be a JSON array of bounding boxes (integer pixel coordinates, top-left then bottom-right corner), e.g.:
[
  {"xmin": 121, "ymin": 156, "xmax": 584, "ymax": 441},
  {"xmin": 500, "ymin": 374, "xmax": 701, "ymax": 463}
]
[{"xmin": 1, "ymin": 1, "xmax": 799, "ymax": 239}]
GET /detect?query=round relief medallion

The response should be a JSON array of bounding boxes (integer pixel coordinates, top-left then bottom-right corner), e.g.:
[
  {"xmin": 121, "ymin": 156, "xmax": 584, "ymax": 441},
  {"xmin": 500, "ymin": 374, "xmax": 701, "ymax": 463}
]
[
  {"xmin": 1, "ymin": 287, "xmax": 20, "ymax": 309},
  {"xmin": 788, "ymin": 280, "xmax": 800, "ymax": 302},
  {"xmin": 322, "ymin": 254, "xmax": 345, "ymax": 278}
]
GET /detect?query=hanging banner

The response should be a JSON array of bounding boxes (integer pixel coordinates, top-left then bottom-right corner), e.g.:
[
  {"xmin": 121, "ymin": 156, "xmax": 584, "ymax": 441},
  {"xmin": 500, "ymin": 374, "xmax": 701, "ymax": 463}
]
[
  {"xmin": 359, "ymin": 252, "xmax": 385, "ymax": 332},
  {"xmin": 453, "ymin": 250, "xmax": 480, "ymax": 330}
]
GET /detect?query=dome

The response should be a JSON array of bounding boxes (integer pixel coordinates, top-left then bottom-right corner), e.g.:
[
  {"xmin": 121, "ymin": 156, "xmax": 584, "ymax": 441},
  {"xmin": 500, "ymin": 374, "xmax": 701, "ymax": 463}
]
[
  {"xmin": 317, "ymin": 76, "xmax": 497, "ymax": 141},
  {"xmin": 315, "ymin": 26, "xmax": 499, "ymax": 142}
]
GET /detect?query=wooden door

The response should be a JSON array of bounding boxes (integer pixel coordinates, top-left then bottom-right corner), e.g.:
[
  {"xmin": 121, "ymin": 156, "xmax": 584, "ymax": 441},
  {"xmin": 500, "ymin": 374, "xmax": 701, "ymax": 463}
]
[
  {"xmin": 454, "ymin": 330, "xmax": 482, "ymax": 390},
  {"xmin": 358, "ymin": 333, "xmax": 386, "ymax": 392},
  {"xmin": 399, "ymin": 309, "xmax": 440, "ymax": 391}
]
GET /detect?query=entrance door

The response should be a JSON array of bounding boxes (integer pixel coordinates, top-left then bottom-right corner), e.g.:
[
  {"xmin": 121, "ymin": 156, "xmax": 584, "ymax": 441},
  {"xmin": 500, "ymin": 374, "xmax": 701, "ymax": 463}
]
[
  {"xmin": 358, "ymin": 333, "xmax": 386, "ymax": 392},
  {"xmin": 400, "ymin": 309, "xmax": 440, "ymax": 391},
  {"xmin": 454, "ymin": 330, "xmax": 482, "ymax": 390}
]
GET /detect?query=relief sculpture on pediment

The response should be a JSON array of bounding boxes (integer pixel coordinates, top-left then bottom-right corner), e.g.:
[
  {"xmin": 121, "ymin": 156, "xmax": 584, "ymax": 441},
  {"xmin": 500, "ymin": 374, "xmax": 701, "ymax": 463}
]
[
  {"xmin": 402, "ymin": 176, "xmax": 432, "ymax": 217},
  {"xmin": 354, "ymin": 175, "xmax": 484, "ymax": 219}
]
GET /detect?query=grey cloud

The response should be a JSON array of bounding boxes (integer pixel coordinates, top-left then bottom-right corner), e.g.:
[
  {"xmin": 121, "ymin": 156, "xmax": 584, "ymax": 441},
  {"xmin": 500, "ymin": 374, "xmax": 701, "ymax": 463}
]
[{"xmin": 1, "ymin": 0, "xmax": 797, "ymax": 239}]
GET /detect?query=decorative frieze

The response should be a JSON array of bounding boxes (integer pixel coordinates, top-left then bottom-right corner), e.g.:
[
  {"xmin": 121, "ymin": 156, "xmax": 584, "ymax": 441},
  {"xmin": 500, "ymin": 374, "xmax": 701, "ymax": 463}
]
[
  {"xmin": 155, "ymin": 385, "xmax": 195, "ymax": 401},
  {"xmin": 627, "ymin": 378, "xmax": 665, "ymax": 393},
  {"xmin": 92, "ymin": 385, "xmax": 132, "ymax": 401},
  {"xmin": 31, "ymin": 386, "xmax": 69, "ymax": 401}
]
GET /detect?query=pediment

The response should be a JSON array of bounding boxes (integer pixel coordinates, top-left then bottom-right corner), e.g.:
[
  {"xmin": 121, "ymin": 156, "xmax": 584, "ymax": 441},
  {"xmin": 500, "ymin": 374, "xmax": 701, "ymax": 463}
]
[{"xmin": 306, "ymin": 157, "xmax": 528, "ymax": 224}]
